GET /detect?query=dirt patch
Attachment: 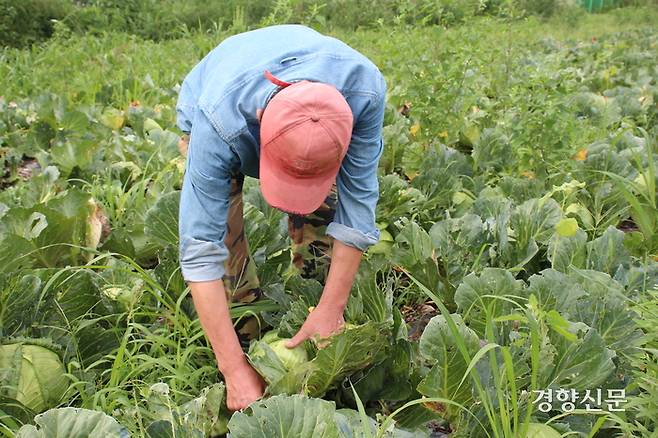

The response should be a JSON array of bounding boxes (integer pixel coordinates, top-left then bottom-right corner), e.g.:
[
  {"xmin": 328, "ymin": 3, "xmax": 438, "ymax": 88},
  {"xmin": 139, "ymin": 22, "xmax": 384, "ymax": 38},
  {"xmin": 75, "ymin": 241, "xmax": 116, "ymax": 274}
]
[{"xmin": 403, "ymin": 301, "xmax": 438, "ymax": 342}]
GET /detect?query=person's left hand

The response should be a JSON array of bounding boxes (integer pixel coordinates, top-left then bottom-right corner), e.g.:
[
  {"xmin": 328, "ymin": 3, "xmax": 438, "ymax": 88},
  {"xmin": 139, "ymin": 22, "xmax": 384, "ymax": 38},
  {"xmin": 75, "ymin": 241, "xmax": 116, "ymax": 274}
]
[{"xmin": 286, "ymin": 305, "xmax": 345, "ymax": 349}]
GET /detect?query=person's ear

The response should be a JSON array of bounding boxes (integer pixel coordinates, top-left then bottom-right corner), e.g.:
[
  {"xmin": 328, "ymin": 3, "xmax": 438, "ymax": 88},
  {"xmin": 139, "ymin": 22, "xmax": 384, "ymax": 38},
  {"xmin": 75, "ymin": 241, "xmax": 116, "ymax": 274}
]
[{"xmin": 256, "ymin": 108, "xmax": 264, "ymax": 121}]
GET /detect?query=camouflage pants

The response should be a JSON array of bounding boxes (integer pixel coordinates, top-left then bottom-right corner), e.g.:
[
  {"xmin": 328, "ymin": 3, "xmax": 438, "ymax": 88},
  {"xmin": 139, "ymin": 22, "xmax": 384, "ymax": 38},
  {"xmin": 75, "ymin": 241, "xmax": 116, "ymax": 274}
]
[
  {"xmin": 179, "ymin": 134, "xmax": 336, "ymax": 344},
  {"xmin": 223, "ymin": 174, "xmax": 337, "ymax": 345}
]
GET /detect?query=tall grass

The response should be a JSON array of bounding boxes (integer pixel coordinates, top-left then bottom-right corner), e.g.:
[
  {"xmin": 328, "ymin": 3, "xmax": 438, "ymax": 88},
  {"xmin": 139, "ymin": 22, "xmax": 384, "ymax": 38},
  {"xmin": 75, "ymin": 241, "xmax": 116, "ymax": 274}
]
[
  {"xmin": 35, "ymin": 253, "xmax": 276, "ymax": 436},
  {"xmin": 620, "ymin": 288, "xmax": 658, "ymax": 436}
]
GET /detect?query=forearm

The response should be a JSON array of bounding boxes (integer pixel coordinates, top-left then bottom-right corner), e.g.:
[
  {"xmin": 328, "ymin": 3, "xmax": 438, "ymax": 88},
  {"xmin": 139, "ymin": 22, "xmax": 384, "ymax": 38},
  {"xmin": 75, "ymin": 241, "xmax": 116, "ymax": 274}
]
[
  {"xmin": 317, "ymin": 240, "xmax": 363, "ymax": 312},
  {"xmin": 189, "ymin": 279, "xmax": 247, "ymax": 375}
]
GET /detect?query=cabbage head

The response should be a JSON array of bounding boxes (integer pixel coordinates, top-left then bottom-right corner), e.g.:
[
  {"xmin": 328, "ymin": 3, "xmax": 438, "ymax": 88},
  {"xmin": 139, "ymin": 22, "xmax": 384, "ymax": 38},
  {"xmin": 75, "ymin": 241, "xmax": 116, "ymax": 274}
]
[
  {"xmin": 0, "ymin": 341, "xmax": 69, "ymax": 413},
  {"xmin": 525, "ymin": 423, "xmax": 561, "ymax": 438},
  {"xmin": 251, "ymin": 331, "xmax": 309, "ymax": 370}
]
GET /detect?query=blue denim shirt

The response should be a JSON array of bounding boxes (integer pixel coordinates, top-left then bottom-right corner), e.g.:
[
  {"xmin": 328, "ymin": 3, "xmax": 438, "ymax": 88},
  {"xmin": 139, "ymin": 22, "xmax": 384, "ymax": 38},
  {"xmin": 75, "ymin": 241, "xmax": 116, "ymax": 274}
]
[{"xmin": 176, "ymin": 25, "xmax": 386, "ymax": 282}]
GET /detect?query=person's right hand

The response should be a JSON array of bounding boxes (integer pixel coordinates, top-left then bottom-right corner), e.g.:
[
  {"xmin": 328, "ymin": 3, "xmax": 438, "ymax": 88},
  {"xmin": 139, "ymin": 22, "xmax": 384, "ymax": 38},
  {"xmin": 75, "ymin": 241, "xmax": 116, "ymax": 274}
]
[
  {"xmin": 189, "ymin": 280, "xmax": 265, "ymax": 412},
  {"xmin": 224, "ymin": 360, "xmax": 266, "ymax": 412}
]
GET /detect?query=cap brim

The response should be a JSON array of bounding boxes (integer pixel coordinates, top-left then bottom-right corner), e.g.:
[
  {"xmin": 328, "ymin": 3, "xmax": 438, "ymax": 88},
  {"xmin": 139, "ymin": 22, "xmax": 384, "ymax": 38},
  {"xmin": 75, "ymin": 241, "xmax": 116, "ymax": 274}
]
[{"xmin": 260, "ymin": 155, "xmax": 337, "ymax": 215}]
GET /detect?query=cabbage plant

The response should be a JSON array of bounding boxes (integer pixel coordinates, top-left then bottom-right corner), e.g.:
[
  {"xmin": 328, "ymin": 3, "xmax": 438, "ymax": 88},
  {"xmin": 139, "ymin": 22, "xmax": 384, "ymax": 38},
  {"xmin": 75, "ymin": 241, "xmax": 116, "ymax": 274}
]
[
  {"xmin": 525, "ymin": 423, "xmax": 562, "ymax": 438},
  {"xmin": 250, "ymin": 331, "xmax": 309, "ymax": 370},
  {"xmin": 0, "ymin": 340, "xmax": 69, "ymax": 413}
]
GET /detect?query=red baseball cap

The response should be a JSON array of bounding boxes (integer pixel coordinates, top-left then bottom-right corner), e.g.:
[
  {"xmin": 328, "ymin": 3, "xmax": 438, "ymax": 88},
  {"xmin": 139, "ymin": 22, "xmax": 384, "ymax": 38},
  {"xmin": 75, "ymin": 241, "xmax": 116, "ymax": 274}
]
[{"xmin": 259, "ymin": 70, "xmax": 353, "ymax": 215}]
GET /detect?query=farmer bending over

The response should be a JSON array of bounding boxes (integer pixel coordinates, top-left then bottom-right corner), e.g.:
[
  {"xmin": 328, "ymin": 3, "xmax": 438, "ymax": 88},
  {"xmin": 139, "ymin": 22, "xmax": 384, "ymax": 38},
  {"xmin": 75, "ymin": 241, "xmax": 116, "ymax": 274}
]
[{"xmin": 176, "ymin": 25, "xmax": 386, "ymax": 411}]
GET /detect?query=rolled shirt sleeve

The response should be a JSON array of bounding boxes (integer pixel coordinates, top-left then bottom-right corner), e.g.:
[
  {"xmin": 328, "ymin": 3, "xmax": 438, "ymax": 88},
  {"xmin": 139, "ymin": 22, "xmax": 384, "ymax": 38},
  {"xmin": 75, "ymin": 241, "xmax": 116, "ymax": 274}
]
[
  {"xmin": 178, "ymin": 110, "xmax": 238, "ymax": 282},
  {"xmin": 327, "ymin": 86, "xmax": 386, "ymax": 251}
]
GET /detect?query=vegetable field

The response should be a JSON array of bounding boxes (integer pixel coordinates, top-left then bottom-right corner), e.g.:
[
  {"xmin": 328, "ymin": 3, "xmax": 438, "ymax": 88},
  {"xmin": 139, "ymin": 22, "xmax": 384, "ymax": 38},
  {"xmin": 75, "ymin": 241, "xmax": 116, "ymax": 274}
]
[{"xmin": 1, "ymin": 7, "xmax": 658, "ymax": 438}]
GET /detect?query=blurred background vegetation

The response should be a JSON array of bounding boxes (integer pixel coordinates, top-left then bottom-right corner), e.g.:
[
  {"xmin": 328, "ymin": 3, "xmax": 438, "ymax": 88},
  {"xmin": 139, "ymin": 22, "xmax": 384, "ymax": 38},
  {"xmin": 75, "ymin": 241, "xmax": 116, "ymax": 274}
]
[{"xmin": 0, "ymin": 0, "xmax": 655, "ymax": 48}]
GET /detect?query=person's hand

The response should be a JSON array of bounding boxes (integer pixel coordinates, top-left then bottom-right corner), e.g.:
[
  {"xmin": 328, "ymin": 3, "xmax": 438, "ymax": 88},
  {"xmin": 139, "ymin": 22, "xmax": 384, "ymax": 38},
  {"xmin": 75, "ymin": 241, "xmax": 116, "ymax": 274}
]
[
  {"xmin": 223, "ymin": 359, "xmax": 266, "ymax": 412},
  {"xmin": 286, "ymin": 305, "xmax": 345, "ymax": 349}
]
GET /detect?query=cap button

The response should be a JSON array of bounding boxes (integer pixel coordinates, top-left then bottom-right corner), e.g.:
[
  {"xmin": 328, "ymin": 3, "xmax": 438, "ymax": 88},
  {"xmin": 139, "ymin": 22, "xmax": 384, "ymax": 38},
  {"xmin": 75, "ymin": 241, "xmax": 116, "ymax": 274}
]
[{"xmin": 310, "ymin": 115, "xmax": 320, "ymax": 122}]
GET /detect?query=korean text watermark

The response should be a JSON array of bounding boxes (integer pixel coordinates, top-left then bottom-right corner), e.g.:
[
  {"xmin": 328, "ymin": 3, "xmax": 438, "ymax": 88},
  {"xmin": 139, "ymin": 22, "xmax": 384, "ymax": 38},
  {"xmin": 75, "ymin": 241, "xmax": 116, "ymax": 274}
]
[{"xmin": 532, "ymin": 388, "xmax": 627, "ymax": 413}]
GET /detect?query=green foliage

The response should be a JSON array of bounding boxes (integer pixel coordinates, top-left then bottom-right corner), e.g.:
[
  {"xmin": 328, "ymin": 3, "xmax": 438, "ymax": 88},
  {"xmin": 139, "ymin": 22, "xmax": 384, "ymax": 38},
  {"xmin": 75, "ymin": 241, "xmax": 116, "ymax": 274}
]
[
  {"xmin": 144, "ymin": 191, "xmax": 180, "ymax": 248},
  {"xmin": 251, "ymin": 331, "xmax": 309, "ymax": 370},
  {"xmin": 248, "ymin": 322, "xmax": 390, "ymax": 397},
  {"xmin": 0, "ymin": 0, "xmax": 638, "ymax": 48},
  {"xmin": 417, "ymin": 314, "xmax": 480, "ymax": 422},
  {"xmin": 454, "ymin": 268, "xmax": 526, "ymax": 337},
  {"xmin": 16, "ymin": 407, "xmax": 129, "ymax": 438},
  {"xmin": 228, "ymin": 393, "xmax": 421, "ymax": 438},
  {"xmin": 623, "ymin": 289, "xmax": 658, "ymax": 435},
  {"xmin": 525, "ymin": 423, "xmax": 561, "ymax": 438},
  {"xmin": 120, "ymin": 382, "xmax": 228, "ymax": 437},
  {"xmin": 0, "ymin": 341, "xmax": 69, "ymax": 414},
  {"xmin": 0, "ymin": 188, "xmax": 98, "ymax": 270},
  {"xmin": 228, "ymin": 394, "xmax": 341, "ymax": 438},
  {"xmin": 515, "ymin": 0, "xmax": 561, "ymax": 17},
  {"xmin": 304, "ymin": 322, "xmax": 390, "ymax": 397},
  {"xmin": 1, "ymin": 6, "xmax": 658, "ymax": 438},
  {"xmin": 0, "ymin": 0, "xmax": 72, "ymax": 48}
]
